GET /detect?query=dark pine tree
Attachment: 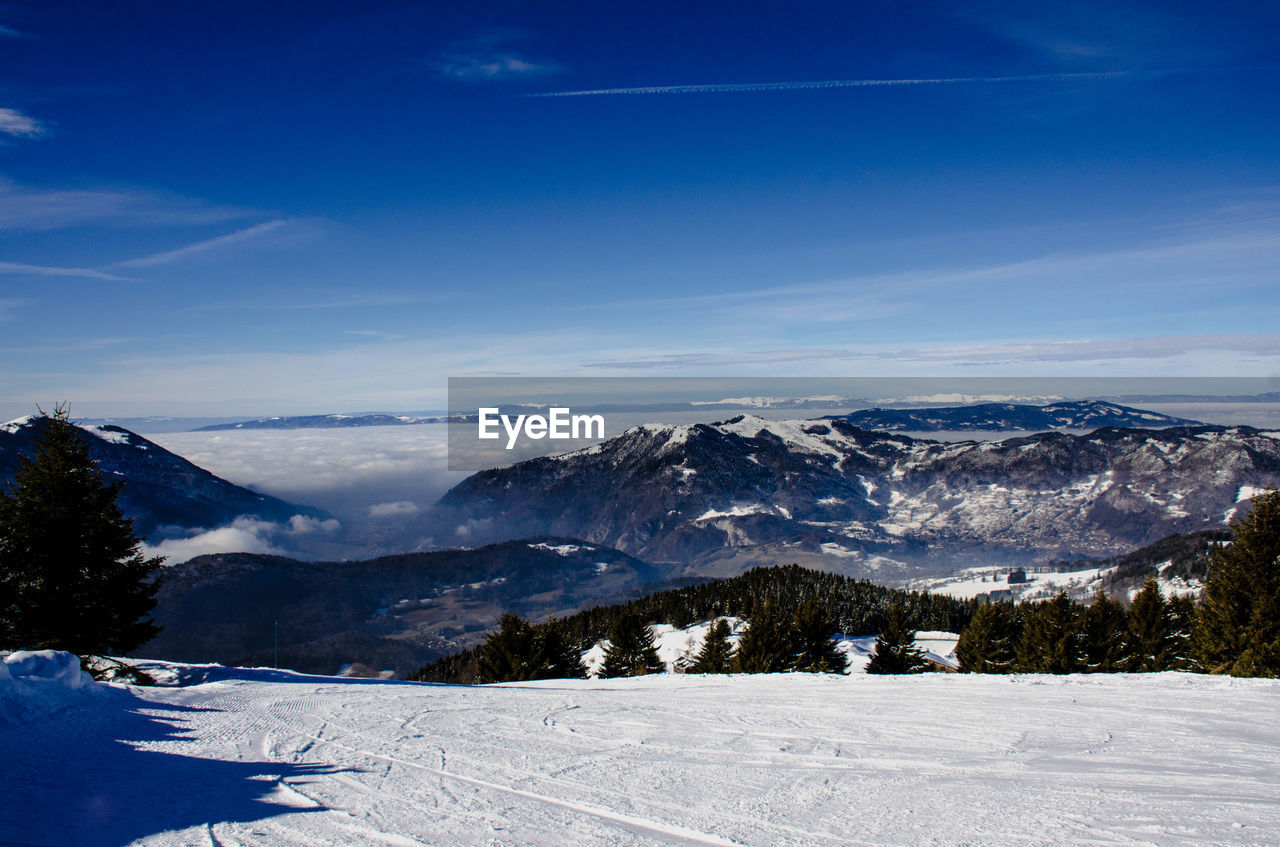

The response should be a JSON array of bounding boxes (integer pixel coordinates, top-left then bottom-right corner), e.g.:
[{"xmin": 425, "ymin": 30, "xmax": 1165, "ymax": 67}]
[
  {"xmin": 475, "ymin": 612, "xmax": 541, "ymax": 683},
  {"xmin": 866, "ymin": 602, "xmax": 928, "ymax": 674},
  {"xmin": 1081, "ymin": 590, "xmax": 1129, "ymax": 673},
  {"xmin": 733, "ymin": 598, "xmax": 794, "ymax": 674},
  {"xmin": 1197, "ymin": 488, "xmax": 1280, "ymax": 677},
  {"xmin": 790, "ymin": 597, "xmax": 848, "ymax": 674},
  {"xmin": 1126, "ymin": 577, "xmax": 1180, "ymax": 672},
  {"xmin": 956, "ymin": 601, "xmax": 1020, "ymax": 673},
  {"xmin": 1165, "ymin": 594, "xmax": 1198, "ymax": 672},
  {"xmin": 0, "ymin": 406, "xmax": 163, "ymax": 655},
  {"xmin": 535, "ymin": 617, "xmax": 588, "ymax": 680},
  {"xmin": 1016, "ymin": 593, "xmax": 1083, "ymax": 674},
  {"xmin": 688, "ymin": 618, "xmax": 735, "ymax": 674},
  {"xmin": 598, "ymin": 612, "xmax": 665, "ymax": 678}
]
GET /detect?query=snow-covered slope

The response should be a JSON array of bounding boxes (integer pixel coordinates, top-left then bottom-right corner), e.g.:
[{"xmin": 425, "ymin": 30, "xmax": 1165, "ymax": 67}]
[
  {"xmin": 910, "ymin": 565, "xmax": 1119, "ymax": 603},
  {"xmin": 6, "ymin": 661, "xmax": 1277, "ymax": 846}
]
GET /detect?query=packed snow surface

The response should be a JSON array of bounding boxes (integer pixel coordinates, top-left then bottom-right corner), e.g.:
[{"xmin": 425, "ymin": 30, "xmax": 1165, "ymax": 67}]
[{"xmin": 5, "ymin": 662, "xmax": 1279, "ymax": 847}]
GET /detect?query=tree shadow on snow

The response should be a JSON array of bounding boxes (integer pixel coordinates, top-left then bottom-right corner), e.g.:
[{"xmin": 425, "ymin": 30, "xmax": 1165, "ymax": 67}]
[{"xmin": 1, "ymin": 684, "xmax": 358, "ymax": 846}]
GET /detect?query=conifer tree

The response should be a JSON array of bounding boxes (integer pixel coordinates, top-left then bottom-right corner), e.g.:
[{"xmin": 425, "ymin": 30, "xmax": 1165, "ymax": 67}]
[
  {"xmin": 689, "ymin": 618, "xmax": 735, "ymax": 674},
  {"xmin": 475, "ymin": 613, "xmax": 587, "ymax": 683},
  {"xmin": 1127, "ymin": 577, "xmax": 1179, "ymax": 672},
  {"xmin": 1164, "ymin": 594, "xmax": 1197, "ymax": 672},
  {"xmin": 790, "ymin": 597, "xmax": 847, "ymax": 673},
  {"xmin": 733, "ymin": 598, "xmax": 794, "ymax": 674},
  {"xmin": 598, "ymin": 612, "xmax": 665, "ymax": 678},
  {"xmin": 1080, "ymin": 590, "xmax": 1129, "ymax": 673},
  {"xmin": 0, "ymin": 406, "xmax": 163, "ymax": 654},
  {"xmin": 866, "ymin": 602, "xmax": 928, "ymax": 674},
  {"xmin": 536, "ymin": 617, "xmax": 588, "ymax": 679},
  {"xmin": 956, "ymin": 601, "xmax": 1019, "ymax": 673},
  {"xmin": 1015, "ymin": 593, "xmax": 1082, "ymax": 674},
  {"xmin": 1197, "ymin": 488, "xmax": 1280, "ymax": 677},
  {"xmin": 475, "ymin": 612, "xmax": 541, "ymax": 683}
]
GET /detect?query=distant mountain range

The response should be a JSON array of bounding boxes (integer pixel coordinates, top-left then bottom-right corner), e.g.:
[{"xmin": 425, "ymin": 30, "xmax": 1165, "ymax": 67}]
[
  {"xmin": 439, "ymin": 416, "xmax": 1280, "ymax": 576},
  {"xmin": 139, "ymin": 538, "xmax": 662, "ymax": 676},
  {"xmin": 0, "ymin": 415, "xmax": 328, "ymax": 541},
  {"xmin": 194, "ymin": 413, "xmax": 451, "ymax": 431},
  {"xmin": 825, "ymin": 400, "xmax": 1200, "ymax": 432}
]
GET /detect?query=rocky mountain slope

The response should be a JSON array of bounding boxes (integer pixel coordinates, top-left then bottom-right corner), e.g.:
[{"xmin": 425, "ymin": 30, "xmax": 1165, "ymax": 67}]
[
  {"xmin": 439, "ymin": 416, "xmax": 1280, "ymax": 576},
  {"xmin": 0, "ymin": 415, "xmax": 328, "ymax": 541}
]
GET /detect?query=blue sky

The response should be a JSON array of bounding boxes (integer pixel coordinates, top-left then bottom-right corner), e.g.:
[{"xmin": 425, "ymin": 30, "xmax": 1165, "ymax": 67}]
[{"xmin": 1, "ymin": 1, "xmax": 1278, "ymax": 417}]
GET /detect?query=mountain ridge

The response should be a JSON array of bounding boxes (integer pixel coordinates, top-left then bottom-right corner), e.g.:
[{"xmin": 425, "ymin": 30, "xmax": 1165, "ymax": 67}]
[
  {"xmin": 823, "ymin": 400, "xmax": 1199, "ymax": 432},
  {"xmin": 138, "ymin": 536, "xmax": 664, "ymax": 676},
  {"xmin": 439, "ymin": 417, "xmax": 1280, "ymax": 576},
  {"xmin": 0, "ymin": 415, "xmax": 329, "ymax": 541}
]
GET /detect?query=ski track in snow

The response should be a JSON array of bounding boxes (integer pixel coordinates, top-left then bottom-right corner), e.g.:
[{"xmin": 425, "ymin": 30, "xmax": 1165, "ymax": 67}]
[{"xmin": 5, "ymin": 669, "xmax": 1280, "ymax": 846}]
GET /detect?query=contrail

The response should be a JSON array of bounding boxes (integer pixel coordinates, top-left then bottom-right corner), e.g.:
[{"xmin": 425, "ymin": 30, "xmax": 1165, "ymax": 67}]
[{"xmin": 528, "ymin": 70, "xmax": 1136, "ymax": 98}]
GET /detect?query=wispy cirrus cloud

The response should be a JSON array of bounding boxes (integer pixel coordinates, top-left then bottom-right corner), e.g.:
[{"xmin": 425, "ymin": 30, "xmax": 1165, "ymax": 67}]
[
  {"xmin": 433, "ymin": 31, "xmax": 564, "ymax": 81},
  {"xmin": 579, "ymin": 223, "xmax": 1280, "ymax": 333},
  {"xmin": 0, "ymin": 260, "xmax": 130, "ymax": 281},
  {"xmin": 530, "ymin": 66, "xmax": 1271, "ymax": 98},
  {"xmin": 532, "ymin": 70, "xmax": 1137, "ymax": 98},
  {"xmin": 0, "ymin": 178, "xmax": 256, "ymax": 231},
  {"xmin": 0, "ymin": 336, "xmax": 139, "ymax": 355},
  {"xmin": 111, "ymin": 219, "xmax": 289, "ymax": 269},
  {"xmin": 966, "ymin": 2, "xmax": 1279, "ymax": 71},
  {"xmin": 0, "ymin": 107, "xmax": 46, "ymax": 138}
]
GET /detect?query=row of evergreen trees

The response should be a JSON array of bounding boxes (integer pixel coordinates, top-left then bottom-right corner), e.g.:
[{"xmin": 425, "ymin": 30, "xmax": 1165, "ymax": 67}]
[
  {"xmin": 474, "ymin": 598, "xmax": 853, "ymax": 682},
  {"xmin": 566, "ymin": 563, "xmax": 972, "ymax": 646},
  {"xmin": 436, "ymin": 595, "xmax": 943, "ymax": 684},
  {"xmin": 956, "ymin": 579, "xmax": 1195, "ymax": 674},
  {"xmin": 412, "ymin": 565, "xmax": 973, "ymax": 683},
  {"xmin": 957, "ymin": 488, "xmax": 1280, "ymax": 677}
]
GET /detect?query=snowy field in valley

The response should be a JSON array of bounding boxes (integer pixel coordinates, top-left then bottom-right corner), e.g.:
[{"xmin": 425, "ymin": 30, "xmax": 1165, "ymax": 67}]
[{"xmin": 5, "ymin": 656, "xmax": 1279, "ymax": 847}]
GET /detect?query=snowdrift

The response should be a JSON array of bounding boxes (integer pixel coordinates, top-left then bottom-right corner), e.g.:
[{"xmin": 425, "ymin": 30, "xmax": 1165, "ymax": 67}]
[{"xmin": 0, "ymin": 649, "xmax": 97, "ymax": 722}]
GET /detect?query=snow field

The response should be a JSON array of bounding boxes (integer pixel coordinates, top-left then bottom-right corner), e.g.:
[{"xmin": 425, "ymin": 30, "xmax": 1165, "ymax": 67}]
[{"xmin": 5, "ymin": 663, "xmax": 1278, "ymax": 847}]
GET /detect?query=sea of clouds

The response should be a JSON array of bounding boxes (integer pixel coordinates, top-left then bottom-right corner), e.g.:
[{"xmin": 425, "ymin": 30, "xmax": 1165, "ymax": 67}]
[{"xmin": 145, "ymin": 426, "xmax": 470, "ymax": 562}]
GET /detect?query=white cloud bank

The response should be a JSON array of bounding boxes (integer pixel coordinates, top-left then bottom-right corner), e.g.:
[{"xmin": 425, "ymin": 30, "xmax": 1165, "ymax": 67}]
[
  {"xmin": 144, "ymin": 514, "xmax": 341, "ymax": 564},
  {"xmin": 369, "ymin": 501, "xmax": 420, "ymax": 518}
]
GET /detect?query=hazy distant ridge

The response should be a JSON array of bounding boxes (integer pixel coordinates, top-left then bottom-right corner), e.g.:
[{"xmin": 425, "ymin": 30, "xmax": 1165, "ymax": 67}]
[
  {"xmin": 194, "ymin": 413, "xmax": 450, "ymax": 431},
  {"xmin": 826, "ymin": 400, "xmax": 1200, "ymax": 432}
]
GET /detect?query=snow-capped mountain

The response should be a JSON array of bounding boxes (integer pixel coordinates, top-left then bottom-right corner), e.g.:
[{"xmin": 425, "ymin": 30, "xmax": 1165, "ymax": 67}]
[
  {"xmin": 825, "ymin": 400, "xmax": 1199, "ymax": 432},
  {"xmin": 0, "ymin": 415, "xmax": 329, "ymax": 541},
  {"xmin": 439, "ymin": 416, "xmax": 1280, "ymax": 575}
]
